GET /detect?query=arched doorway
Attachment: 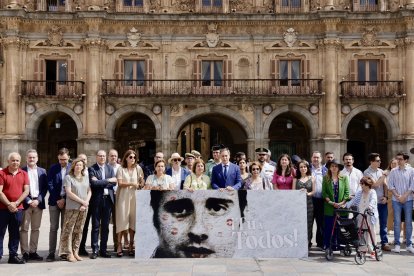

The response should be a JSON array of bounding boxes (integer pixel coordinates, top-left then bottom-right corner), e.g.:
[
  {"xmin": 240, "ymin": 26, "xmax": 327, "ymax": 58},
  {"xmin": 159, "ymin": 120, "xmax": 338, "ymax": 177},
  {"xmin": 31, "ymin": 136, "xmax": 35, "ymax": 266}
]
[
  {"xmin": 268, "ymin": 112, "xmax": 310, "ymax": 161},
  {"xmin": 346, "ymin": 112, "xmax": 387, "ymax": 170},
  {"xmin": 37, "ymin": 112, "xmax": 78, "ymax": 169},
  {"xmin": 114, "ymin": 113, "xmax": 156, "ymax": 167},
  {"xmin": 177, "ymin": 115, "xmax": 248, "ymax": 161}
]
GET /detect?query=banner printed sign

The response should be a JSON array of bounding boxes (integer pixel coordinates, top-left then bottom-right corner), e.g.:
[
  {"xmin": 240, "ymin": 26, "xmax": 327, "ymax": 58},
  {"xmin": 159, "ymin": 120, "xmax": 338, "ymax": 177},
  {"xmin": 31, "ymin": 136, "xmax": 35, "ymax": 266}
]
[{"xmin": 135, "ymin": 190, "xmax": 308, "ymax": 258}]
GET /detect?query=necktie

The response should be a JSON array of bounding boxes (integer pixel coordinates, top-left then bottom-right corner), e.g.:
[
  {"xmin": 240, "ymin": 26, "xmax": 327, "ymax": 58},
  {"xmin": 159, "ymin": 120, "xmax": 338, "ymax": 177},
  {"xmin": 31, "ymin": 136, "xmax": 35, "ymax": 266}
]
[{"xmin": 223, "ymin": 165, "xmax": 228, "ymax": 180}]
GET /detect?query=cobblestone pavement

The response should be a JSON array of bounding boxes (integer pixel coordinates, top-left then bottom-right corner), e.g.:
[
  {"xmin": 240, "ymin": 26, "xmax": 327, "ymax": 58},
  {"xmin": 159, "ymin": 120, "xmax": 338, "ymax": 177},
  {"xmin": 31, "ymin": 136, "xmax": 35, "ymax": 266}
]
[{"xmin": 0, "ymin": 210, "xmax": 413, "ymax": 275}]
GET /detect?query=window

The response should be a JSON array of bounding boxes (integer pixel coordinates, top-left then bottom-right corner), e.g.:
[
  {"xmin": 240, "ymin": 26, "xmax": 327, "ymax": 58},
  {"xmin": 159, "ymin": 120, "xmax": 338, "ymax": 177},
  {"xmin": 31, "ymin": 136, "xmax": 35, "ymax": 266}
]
[
  {"xmin": 280, "ymin": 60, "xmax": 301, "ymax": 86},
  {"xmin": 357, "ymin": 60, "xmax": 378, "ymax": 85},
  {"xmin": 202, "ymin": 0, "xmax": 222, "ymax": 7},
  {"xmin": 45, "ymin": 59, "xmax": 67, "ymax": 95},
  {"xmin": 124, "ymin": 0, "xmax": 143, "ymax": 6},
  {"xmin": 281, "ymin": 0, "xmax": 301, "ymax": 8},
  {"xmin": 124, "ymin": 60, "xmax": 145, "ymax": 86},
  {"xmin": 47, "ymin": 0, "xmax": 65, "ymax": 11},
  {"xmin": 202, "ymin": 61, "xmax": 223, "ymax": 86},
  {"xmin": 356, "ymin": 0, "xmax": 378, "ymax": 11}
]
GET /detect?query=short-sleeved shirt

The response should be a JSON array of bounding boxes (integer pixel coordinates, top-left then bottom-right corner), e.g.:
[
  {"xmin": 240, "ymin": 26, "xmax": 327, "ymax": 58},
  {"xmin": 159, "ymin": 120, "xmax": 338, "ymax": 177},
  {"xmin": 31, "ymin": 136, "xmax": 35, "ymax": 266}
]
[
  {"xmin": 0, "ymin": 167, "xmax": 29, "ymax": 210},
  {"xmin": 364, "ymin": 166, "xmax": 384, "ymax": 200},
  {"xmin": 146, "ymin": 174, "xmax": 174, "ymax": 190},
  {"xmin": 64, "ymin": 174, "xmax": 90, "ymax": 210}
]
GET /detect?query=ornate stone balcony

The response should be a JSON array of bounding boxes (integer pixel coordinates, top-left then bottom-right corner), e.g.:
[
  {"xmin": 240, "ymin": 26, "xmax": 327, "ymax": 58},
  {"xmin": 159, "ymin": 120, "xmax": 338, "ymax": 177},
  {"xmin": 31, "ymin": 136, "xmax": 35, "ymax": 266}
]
[
  {"xmin": 101, "ymin": 79, "xmax": 323, "ymax": 97},
  {"xmin": 21, "ymin": 80, "xmax": 85, "ymax": 100},
  {"xmin": 340, "ymin": 81, "xmax": 404, "ymax": 98}
]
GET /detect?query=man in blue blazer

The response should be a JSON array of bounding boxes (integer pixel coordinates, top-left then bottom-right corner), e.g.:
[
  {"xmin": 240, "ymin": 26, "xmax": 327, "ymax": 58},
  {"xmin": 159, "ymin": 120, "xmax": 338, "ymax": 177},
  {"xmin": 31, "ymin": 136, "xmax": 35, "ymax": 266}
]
[
  {"xmin": 211, "ymin": 148, "xmax": 242, "ymax": 190},
  {"xmin": 46, "ymin": 147, "xmax": 71, "ymax": 262},
  {"xmin": 20, "ymin": 149, "xmax": 48, "ymax": 262},
  {"xmin": 88, "ymin": 150, "xmax": 117, "ymax": 259},
  {"xmin": 166, "ymin": 153, "xmax": 190, "ymax": 190}
]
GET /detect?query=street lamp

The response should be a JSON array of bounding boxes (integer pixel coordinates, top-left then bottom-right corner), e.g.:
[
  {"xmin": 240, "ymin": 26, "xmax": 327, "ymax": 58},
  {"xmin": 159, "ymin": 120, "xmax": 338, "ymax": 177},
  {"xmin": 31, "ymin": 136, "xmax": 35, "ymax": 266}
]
[
  {"xmin": 364, "ymin": 119, "xmax": 370, "ymax": 129},
  {"xmin": 286, "ymin": 119, "xmax": 293, "ymax": 129},
  {"xmin": 131, "ymin": 120, "xmax": 138, "ymax": 129},
  {"xmin": 55, "ymin": 119, "xmax": 61, "ymax": 129}
]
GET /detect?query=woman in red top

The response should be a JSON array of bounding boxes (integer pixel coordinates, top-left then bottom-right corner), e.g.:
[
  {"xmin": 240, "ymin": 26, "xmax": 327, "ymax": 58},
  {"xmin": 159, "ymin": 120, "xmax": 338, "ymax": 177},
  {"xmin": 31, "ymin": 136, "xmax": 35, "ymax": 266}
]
[{"xmin": 272, "ymin": 154, "xmax": 296, "ymax": 190}]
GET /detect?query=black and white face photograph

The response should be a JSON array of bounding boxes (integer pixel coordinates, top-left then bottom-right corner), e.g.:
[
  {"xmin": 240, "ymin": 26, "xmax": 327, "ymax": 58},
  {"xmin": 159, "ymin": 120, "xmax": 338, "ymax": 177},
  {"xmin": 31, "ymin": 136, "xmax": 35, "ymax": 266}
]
[{"xmin": 135, "ymin": 190, "xmax": 308, "ymax": 258}]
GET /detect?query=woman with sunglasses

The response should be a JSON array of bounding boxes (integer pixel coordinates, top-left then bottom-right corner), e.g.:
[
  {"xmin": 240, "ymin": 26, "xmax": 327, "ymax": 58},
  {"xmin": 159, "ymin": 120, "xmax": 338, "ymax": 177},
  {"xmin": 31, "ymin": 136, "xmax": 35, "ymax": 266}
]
[
  {"xmin": 144, "ymin": 159, "xmax": 175, "ymax": 190},
  {"xmin": 345, "ymin": 176, "xmax": 378, "ymax": 258},
  {"xmin": 292, "ymin": 160, "xmax": 315, "ymax": 248},
  {"xmin": 183, "ymin": 159, "xmax": 211, "ymax": 191},
  {"xmin": 244, "ymin": 161, "xmax": 272, "ymax": 190},
  {"xmin": 115, "ymin": 150, "xmax": 144, "ymax": 257}
]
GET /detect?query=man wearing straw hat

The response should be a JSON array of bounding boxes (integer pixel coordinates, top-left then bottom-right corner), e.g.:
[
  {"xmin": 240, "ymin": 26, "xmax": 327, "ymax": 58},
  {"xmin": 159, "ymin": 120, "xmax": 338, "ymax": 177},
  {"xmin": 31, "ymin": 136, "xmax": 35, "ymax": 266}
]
[{"xmin": 166, "ymin": 153, "xmax": 190, "ymax": 190}]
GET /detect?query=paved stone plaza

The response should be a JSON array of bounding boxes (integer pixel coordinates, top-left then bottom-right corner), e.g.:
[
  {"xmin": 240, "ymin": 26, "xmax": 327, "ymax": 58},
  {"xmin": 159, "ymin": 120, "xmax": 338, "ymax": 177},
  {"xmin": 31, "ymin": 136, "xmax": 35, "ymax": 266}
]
[{"xmin": 0, "ymin": 210, "xmax": 413, "ymax": 275}]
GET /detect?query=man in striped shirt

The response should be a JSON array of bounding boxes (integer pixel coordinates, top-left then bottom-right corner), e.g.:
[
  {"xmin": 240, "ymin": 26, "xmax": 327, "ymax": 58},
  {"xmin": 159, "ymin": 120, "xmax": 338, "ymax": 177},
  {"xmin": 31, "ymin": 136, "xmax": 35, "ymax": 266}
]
[{"xmin": 387, "ymin": 152, "xmax": 414, "ymax": 253}]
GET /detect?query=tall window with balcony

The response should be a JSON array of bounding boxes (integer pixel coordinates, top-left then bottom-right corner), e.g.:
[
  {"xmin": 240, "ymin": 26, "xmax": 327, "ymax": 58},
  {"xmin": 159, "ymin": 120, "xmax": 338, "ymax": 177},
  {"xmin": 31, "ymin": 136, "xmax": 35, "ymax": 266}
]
[
  {"xmin": 122, "ymin": 0, "xmax": 144, "ymax": 12},
  {"xmin": 344, "ymin": 58, "xmax": 395, "ymax": 97},
  {"xmin": 271, "ymin": 58, "xmax": 310, "ymax": 95},
  {"xmin": 202, "ymin": 61, "xmax": 223, "ymax": 86},
  {"xmin": 193, "ymin": 59, "xmax": 232, "ymax": 93},
  {"xmin": 280, "ymin": 0, "xmax": 302, "ymax": 13},
  {"xmin": 202, "ymin": 0, "xmax": 223, "ymax": 13},
  {"xmin": 31, "ymin": 58, "xmax": 76, "ymax": 97},
  {"xmin": 114, "ymin": 59, "xmax": 153, "ymax": 95}
]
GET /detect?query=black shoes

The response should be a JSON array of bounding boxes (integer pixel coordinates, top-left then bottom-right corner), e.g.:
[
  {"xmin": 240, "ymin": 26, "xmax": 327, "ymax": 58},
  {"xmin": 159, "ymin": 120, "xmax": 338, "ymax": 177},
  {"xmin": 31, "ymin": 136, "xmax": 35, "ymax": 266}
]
[
  {"xmin": 78, "ymin": 248, "xmax": 89, "ymax": 256},
  {"xmin": 46, "ymin": 253, "xmax": 55, "ymax": 262},
  {"xmin": 99, "ymin": 251, "xmax": 112, "ymax": 258},
  {"xmin": 90, "ymin": 252, "xmax": 98, "ymax": 259},
  {"xmin": 29, "ymin": 252, "xmax": 43, "ymax": 261},
  {"xmin": 8, "ymin": 255, "xmax": 26, "ymax": 264}
]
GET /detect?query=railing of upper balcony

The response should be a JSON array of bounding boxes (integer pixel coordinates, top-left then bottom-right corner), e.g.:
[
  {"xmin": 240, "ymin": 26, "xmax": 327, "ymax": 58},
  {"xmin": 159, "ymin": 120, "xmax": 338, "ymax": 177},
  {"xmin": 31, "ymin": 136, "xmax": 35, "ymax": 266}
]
[
  {"xmin": 101, "ymin": 79, "xmax": 323, "ymax": 96},
  {"xmin": 117, "ymin": 5, "xmax": 144, "ymax": 13},
  {"xmin": 353, "ymin": 4, "xmax": 379, "ymax": 12},
  {"xmin": 200, "ymin": 6, "xmax": 223, "ymax": 13},
  {"xmin": 340, "ymin": 81, "xmax": 404, "ymax": 98},
  {"xmin": 21, "ymin": 80, "xmax": 85, "ymax": 99}
]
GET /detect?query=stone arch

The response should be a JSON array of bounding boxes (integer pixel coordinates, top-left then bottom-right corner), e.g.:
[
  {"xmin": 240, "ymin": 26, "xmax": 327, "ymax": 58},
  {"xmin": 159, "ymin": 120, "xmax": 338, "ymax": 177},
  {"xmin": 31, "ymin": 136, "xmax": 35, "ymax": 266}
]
[
  {"xmin": 171, "ymin": 106, "xmax": 253, "ymax": 140},
  {"xmin": 106, "ymin": 105, "xmax": 161, "ymax": 140},
  {"xmin": 263, "ymin": 105, "xmax": 318, "ymax": 139},
  {"xmin": 25, "ymin": 105, "xmax": 83, "ymax": 140},
  {"xmin": 341, "ymin": 105, "xmax": 399, "ymax": 140}
]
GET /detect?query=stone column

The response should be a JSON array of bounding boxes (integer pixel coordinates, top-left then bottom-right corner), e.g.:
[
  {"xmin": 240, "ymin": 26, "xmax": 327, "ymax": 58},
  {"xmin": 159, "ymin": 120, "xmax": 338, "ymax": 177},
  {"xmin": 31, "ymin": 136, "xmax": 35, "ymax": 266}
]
[
  {"xmin": 320, "ymin": 24, "xmax": 342, "ymax": 156},
  {"xmin": 161, "ymin": 105, "xmax": 171, "ymax": 155}
]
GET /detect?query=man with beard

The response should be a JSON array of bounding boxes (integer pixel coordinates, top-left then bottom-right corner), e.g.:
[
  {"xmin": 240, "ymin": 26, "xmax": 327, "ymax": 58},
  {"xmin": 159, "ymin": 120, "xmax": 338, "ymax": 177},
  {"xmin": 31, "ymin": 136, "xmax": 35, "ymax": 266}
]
[
  {"xmin": 149, "ymin": 190, "xmax": 247, "ymax": 258},
  {"xmin": 340, "ymin": 153, "xmax": 363, "ymax": 198},
  {"xmin": 255, "ymin": 148, "xmax": 275, "ymax": 184}
]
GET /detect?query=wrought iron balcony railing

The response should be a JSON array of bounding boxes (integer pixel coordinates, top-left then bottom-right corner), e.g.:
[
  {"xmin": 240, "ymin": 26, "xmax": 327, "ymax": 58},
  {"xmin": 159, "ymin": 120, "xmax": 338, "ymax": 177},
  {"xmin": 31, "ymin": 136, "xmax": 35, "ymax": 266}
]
[
  {"xmin": 340, "ymin": 81, "xmax": 404, "ymax": 98},
  {"xmin": 101, "ymin": 79, "xmax": 323, "ymax": 97},
  {"xmin": 21, "ymin": 80, "xmax": 85, "ymax": 100}
]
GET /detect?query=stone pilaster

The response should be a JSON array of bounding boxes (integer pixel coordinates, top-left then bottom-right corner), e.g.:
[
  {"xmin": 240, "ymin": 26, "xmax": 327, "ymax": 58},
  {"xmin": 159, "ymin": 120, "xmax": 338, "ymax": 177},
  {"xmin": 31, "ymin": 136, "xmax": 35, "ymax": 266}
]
[
  {"xmin": 403, "ymin": 39, "xmax": 414, "ymax": 135},
  {"xmin": 161, "ymin": 105, "xmax": 170, "ymax": 155}
]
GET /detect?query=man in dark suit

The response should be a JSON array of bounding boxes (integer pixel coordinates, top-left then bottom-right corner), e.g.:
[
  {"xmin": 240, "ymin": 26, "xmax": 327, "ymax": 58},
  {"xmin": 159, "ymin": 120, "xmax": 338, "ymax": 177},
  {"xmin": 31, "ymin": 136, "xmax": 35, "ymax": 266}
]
[
  {"xmin": 88, "ymin": 150, "xmax": 117, "ymax": 259},
  {"xmin": 46, "ymin": 147, "xmax": 71, "ymax": 262},
  {"xmin": 20, "ymin": 149, "xmax": 48, "ymax": 262},
  {"xmin": 211, "ymin": 148, "xmax": 242, "ymax": 190}
]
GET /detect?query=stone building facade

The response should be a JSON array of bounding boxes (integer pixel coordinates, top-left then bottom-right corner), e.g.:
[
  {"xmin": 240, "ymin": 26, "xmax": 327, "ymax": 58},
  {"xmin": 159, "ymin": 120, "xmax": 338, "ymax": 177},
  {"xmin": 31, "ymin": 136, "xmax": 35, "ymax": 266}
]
[{"xmin": 0, "ymin": 0, "xmax": 413, "ymax": 169}]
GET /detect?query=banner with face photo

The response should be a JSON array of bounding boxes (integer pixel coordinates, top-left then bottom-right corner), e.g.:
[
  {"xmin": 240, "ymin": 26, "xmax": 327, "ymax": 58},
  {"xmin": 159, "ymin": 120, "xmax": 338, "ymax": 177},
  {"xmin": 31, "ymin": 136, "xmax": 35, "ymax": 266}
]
[{"xmin": 135, "ymin": 190, "xmax": 308, "ymax": 258}]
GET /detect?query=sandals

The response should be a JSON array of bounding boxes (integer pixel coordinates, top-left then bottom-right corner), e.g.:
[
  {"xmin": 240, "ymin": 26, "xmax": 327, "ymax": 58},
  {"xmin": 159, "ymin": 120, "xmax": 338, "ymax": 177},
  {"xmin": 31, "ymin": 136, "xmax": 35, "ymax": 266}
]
[
  {"xmin": 116, "ymin": 244, "xmax": 123, "ymax": 258},
  {"xmin": 128, "ymin": 242, "xmax": 135, "ymax": 257}
]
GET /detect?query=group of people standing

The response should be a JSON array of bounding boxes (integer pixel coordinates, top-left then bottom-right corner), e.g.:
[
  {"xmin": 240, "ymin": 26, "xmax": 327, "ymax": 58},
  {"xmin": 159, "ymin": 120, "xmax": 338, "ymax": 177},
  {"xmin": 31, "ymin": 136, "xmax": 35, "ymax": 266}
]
[{"xmin": 0, "ymin": 145, "xmax": 413, "ymax": 264}]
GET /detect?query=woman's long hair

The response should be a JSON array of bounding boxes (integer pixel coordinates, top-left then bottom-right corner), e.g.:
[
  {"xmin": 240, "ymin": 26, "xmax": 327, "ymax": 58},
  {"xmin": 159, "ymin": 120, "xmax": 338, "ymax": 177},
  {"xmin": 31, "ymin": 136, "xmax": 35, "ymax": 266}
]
[
  {"xmin": 121, "ymin": 149, "xmax": 138, "ymax": 168},
  {"xmin": 68, "ymin": 158, "xmax": 85, "ymax": 177},
  {"xmin": 276, "ymin": 153, "xmax": 293, "ymax": 176}
]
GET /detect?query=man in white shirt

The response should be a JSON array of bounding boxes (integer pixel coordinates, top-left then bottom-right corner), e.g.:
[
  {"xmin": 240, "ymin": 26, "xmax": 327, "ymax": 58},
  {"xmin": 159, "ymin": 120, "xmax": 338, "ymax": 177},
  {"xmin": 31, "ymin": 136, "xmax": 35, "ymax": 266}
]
[
  {"xmin": 166, "ymin": 153, "xmax": 190, "ymax": 190},
  {"xmin": 340, "ymin": 153, "xmax": 363, "ymax": 198},
  {"xmin": 255, "ymin": 147, "xmax": 275, "ymax": 183},
  {"xmin": 20, "ymin": 149, "xmax": 48, "ymax": 262}
]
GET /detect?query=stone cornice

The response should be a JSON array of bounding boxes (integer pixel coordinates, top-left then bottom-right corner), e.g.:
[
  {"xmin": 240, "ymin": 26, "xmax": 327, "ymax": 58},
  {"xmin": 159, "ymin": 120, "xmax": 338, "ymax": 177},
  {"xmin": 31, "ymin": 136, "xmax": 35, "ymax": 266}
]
[
  {"xmin": 316, "ymin": 38, "xmax": 343, "ymax": 49},
  {"xmin": 1, "ymin": 36, "xmax": 29, "ymax": 49},
  {"xmin": 81, "ymin": 38, "xmax": 108, "ymax": 49}
]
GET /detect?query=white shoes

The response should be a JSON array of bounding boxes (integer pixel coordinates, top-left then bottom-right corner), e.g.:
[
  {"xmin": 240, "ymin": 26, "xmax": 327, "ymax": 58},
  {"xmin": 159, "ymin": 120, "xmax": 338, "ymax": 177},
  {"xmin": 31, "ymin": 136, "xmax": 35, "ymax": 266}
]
[
  {"xmin": 392, "ymin": 245, "xmax": 400, "ymax": 253},
  {"xmin": 406, "ymin": 245, "xmax": 414, "ymax": 254}
]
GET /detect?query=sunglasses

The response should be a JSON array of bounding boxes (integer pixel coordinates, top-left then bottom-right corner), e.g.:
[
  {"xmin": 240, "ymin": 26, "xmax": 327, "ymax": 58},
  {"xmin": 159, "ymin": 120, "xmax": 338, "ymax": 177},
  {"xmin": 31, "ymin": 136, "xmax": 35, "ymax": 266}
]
[
  {"xmin": 172, "ymin": 159, "xmax": 181, "ymax": 162},
  {"xmin": 128, "ymin": 156, "xmax": 136, "ymax": 160},
  {"xmin": 251, "ymin": 167, "xmax": 260, "ymax": 171}
]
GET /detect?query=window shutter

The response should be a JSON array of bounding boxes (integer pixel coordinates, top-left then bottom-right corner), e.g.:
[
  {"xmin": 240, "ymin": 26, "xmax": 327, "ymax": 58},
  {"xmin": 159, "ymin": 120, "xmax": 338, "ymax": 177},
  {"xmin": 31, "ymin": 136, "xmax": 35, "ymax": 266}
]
[
  {"xmin": 145, "ymin": 59, "xmax": 153, "ymax": 86},
  {"xmin": 271, "ymin": 59, "xmax": 278, "ymax": 87},
  {"xmin": 350, "ymin": 59, "xmax": 357, "ymax": 81},
  {"xmin": 224, "ymin": 59, "xmax": 232, "ymax": 87},
  {"xmin": 380, "ymin": 59, "xmax": 389, "ymax": 81},
  {"xmin": 114, "ymin": 59, "xmax": 124, "ymax": 80},
  {"xmin": 300, "ymin": 59, "xmax": 310, "ymax": 79},
  {"xmin": 68, "ymin": 59, "xmax": 75, "ymax": 81},
  {"xmin": 193, "ymin": 59, "xmax": 201, "ymax": 87},
  {"xmin": 34, "ymin": 58, "xmax": 45, "ymax": 89}
]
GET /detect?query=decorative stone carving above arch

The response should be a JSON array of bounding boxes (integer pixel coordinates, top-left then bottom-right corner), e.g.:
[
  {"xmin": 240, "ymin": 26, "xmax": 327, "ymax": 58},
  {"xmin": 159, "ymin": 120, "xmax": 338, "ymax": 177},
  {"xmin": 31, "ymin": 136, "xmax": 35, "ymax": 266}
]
[
  {"xmin": 344, "ymin": 26, "xmax": 395, "ymax": 49},
  {"xmin": 265, "ymin": 28, "xmax": 316, "ymax": 50},
  {"xmin": 30, "ymin": 26, "xmax": 79, "ymax": 48}
]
